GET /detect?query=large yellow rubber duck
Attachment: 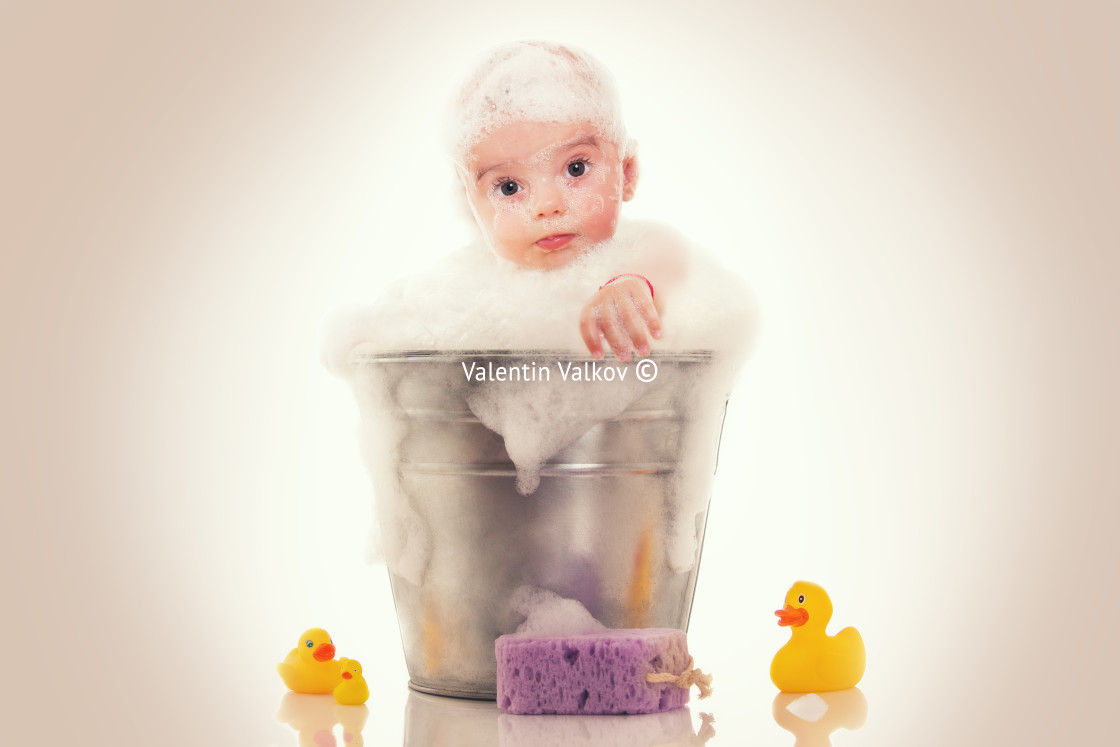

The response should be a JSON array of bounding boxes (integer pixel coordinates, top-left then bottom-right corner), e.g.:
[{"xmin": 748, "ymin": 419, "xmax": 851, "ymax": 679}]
[
  {"xmin": 277, "ymin": 628, "xmax": 343, "ymax": 694},
  {"xmin": 333, "ymin": 657, "xmax": 370, "ymax": 706},
  {"xmin": 771, "ymin": 581, "xmax": 865, "ymax": 692}
]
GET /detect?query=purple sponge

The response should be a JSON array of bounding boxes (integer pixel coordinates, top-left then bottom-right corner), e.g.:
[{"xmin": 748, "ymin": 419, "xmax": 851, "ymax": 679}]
[{"xmin": 495, "ymin": 628, "xmax": 692, "ymax": 715}]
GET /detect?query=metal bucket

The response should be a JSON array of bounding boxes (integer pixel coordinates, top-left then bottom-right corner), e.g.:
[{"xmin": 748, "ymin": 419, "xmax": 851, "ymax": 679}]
[{"xmin": 350, "ymin": 349, "xmax": 729, "ymax": 699}]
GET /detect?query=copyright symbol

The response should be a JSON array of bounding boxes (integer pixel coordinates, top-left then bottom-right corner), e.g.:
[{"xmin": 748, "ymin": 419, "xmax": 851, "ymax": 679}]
[{"xmin": 635, "ymin": 358, "xmax": 658, "ymax": 383}]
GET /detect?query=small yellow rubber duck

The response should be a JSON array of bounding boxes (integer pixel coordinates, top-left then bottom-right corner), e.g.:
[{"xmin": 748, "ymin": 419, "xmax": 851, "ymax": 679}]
[
  {"xmin": 333, "ymin": 657, "xmax": 370, "ymax": 706},
  {"xmin": 771, "ymin": 581, "xmax": 865, "ymax": 692},
  {"xmin": 277, "ymin": 628, "xmax": 342, "ymax": 694}
]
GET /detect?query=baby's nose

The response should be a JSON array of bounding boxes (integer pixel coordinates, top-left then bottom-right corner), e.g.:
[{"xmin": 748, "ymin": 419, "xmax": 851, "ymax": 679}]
[{"xmin": 532, "ymin": 181, "xmax": 565, "ymax": 217}]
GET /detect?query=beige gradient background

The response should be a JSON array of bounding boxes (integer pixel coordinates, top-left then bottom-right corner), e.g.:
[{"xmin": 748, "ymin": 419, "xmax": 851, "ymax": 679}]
[{"xmin": 2, "ymin": 1, "xmax": 1117, "ymax": 744}]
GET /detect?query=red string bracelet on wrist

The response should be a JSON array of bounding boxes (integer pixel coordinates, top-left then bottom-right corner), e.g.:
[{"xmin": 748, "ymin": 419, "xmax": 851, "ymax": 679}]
[{"xmin": 599, "ymin": 273, "xmax": 655, "ymax": 300}]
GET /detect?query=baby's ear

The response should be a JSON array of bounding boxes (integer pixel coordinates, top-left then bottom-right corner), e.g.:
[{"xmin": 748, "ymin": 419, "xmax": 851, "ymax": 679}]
[{"xmin": 622, "ymin": 154, "xmax": 639, "ymax": 201}]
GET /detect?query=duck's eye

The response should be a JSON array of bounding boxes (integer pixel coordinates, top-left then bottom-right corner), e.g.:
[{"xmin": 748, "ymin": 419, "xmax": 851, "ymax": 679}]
[
  {"xmin": 566, "ymin": 161, "xmax": 587, "ymax": 177},
  {"xmin": 306, "ymin": 640, "xmax": 314, "ymax": 647},
  {"xmin": 499, "ymin": 181, "xmax": 519, "ymax": 196},
  {"xmin": 798, "ymin": 594, "xmax": 805, "ymax": 604}
]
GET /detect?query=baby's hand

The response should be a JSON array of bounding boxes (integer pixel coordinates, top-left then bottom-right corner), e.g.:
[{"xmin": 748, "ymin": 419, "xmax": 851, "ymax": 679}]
[{"xmin": 579, "ymin": 276, "xmax": 662, "ymax": 362}]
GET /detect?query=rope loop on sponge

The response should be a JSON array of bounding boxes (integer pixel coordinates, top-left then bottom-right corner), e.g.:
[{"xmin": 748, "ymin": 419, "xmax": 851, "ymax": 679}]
[{"xmin": 645, "ymin": 656, "xmax": 713, "ymax": 699}]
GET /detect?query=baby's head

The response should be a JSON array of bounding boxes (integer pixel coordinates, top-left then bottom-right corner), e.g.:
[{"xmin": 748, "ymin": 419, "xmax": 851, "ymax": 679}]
[{"xmin": 449, "ymin": 42, "xmax": 638, "ymax": 269}]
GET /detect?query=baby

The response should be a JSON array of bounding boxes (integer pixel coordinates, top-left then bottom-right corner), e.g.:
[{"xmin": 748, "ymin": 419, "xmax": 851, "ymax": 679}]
[
  {"xmin": 449, "ymin": 40, "xmax": 687, "ymax": 362},
  {"xmin": 321, "ymin": 40, "xmax": 752, "ymax": 374}
]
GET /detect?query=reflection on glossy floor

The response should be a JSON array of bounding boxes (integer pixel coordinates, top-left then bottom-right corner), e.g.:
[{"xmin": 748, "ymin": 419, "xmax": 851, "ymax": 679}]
[
  {"xmin": 277, "ymin": 690, "xmax": 720, "ymax": 746},
  {"xmin": 276, "ymin": 692, "xmax": 370, "ymax": 746},
  {"xmin": 772, "ymin": 688, "xmax": 867, "ymax": 747},
  {"xmin": 408, "ymin": 691, "xmax": 716, "ymax": 747},
  {"xmin": 276, "ymin": 686, "xmax": 866, "ymax": 746}
]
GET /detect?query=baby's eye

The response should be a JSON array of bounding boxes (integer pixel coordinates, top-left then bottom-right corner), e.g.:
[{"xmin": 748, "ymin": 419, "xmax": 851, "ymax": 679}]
[
  {"xmin": 498, "ymin": 180, "xmax": 520, "ymax": 196},
  {"xmin": 566, "ymin": 160, "xmax": 588, "ymax": 177}
]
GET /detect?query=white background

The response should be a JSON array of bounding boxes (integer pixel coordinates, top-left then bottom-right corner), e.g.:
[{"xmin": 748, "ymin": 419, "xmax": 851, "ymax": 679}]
[{"xmin": 2, "ymin": 1, "xmax": 1117, "ymax": 744}]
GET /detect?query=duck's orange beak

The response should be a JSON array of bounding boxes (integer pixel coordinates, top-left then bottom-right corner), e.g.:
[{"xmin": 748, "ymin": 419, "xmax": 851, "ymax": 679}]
[
  {"xmin": 775, "ymin": 605, "xmax": 809, "ymax": 627},
  {"xmin": 314, "ymin": 643, "xmax": 336, "ymax": 662},
  {"xmin": 342, "ymin": 671, "xmax": 353, "ymax": 680}
]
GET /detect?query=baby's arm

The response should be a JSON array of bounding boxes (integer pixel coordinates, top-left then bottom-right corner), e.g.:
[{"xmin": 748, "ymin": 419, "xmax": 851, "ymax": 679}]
[{"xmin": 579, "ymin": 224, "xmax": 690, "ymax": 361}]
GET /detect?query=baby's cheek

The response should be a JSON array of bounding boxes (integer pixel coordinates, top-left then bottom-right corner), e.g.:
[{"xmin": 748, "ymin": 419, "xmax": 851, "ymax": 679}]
[
  {"xmin": 570, "ymin": 190, "xmax": 607, "ymax": 216},
  {"xmin": 490, "ymin": 204, "xmax": 528, "ymax": 238},
  {"xmin": 596, "ymin": 198, "xmax": 623, "ymax": 238},
  {"xmin": 489, "ymin": 193, "xmax": 533, "ymax": 218}
]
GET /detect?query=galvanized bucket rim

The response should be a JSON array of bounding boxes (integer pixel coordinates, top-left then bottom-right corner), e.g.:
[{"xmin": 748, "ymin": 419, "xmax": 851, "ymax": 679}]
[{"xmin": 352, "ymin": 348, "xmax": 715, "ymax": 364}]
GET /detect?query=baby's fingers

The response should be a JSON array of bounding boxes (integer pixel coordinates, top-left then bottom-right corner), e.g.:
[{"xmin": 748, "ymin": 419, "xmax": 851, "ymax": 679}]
[
  {"xmin": 618, "ymin": 296, "xmax": 651, "ymax": 357},
  {"xmin": 598, "ymin": 301, "xmax": 634, "ymax": 362},
  {"xmin": 580, "ymin": 306, "xmax": 605, "ymax": 359},
  {"xmin": 633, "ymin": 290, "xmax": 662, "ymax": 340}
]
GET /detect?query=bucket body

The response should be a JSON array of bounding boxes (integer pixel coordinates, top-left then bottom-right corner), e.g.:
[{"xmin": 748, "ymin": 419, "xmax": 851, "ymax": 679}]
[{"xmin": 350, "ymin": 349, "xmax": 729, "ymax": 698}]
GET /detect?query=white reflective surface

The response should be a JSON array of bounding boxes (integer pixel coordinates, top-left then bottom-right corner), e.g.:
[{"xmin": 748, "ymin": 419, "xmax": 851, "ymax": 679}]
[
  {"xmin": 270, "ymin": 684, "xmax": 871, "ymax": 746},
  {"xmin": 274, "ymin": 689, "xmax": 723, "ymax": 747}
]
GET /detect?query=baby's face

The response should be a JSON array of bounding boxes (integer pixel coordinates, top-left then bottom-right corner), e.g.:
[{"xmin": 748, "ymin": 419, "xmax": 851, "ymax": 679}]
[{"xmin": 461, "ymin": 121, "xmax": 637, "ymax": 269}]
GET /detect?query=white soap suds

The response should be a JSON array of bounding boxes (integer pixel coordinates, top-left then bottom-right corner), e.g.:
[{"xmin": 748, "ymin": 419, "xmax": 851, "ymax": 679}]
[
  {"xmin": 786, "ymin": 693, "xmax": 829, "ymax": 722},
  {"xmin": 446, "ymin": 40, "xmax": 632, "ymax": 166},
  {"xmin": 510, "ymin": 586, "xmax": 605, "ymax": 637},
  {"xmin": 322, "ymin": 219, "xmax": 756, "ymax": 374},
  {"xmin": 466, "ymin": 369, "xmax": 646, "ymax": 495}
]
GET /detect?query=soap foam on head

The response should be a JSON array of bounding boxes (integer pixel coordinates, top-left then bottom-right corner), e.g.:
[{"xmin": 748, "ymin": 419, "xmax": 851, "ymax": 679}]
[{"xmin": 447, "ymin": 40, "xmax": 633, "ymax": 168}]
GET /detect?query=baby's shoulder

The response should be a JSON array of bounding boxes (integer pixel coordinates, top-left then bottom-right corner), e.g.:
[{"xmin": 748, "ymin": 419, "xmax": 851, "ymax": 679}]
[
  {"xmin": 611, "ymin": 219, "xmax": 694, "ymax": 276},
  {"xmin": 616, "ymin": 218, "xmax": 690, "ymax": 248}
]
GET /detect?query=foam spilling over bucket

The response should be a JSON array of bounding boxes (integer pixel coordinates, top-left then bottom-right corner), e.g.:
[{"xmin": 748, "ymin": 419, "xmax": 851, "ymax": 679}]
[{"xmin": 351, "ymin": 348, "xmax": 736, "ymax": 697}]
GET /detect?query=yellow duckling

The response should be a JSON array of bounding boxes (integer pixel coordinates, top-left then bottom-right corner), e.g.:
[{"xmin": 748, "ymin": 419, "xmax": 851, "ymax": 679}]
[
  {"xmin": 277, "ymin": 628, "xmax": 342, "ymax": 694},
  {"xmin": 333, "ymin": 657, "xmax": 370, "ymax": 706},
  {"xmin": 771, "ymin": 581, "xmax": 865, "ymax": 692}
]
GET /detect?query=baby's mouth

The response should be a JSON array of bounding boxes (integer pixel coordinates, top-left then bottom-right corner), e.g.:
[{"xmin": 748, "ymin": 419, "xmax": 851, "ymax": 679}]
[{"xmin": 536, "ymin": 234, "xmax": 575, "ymax": 251}]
